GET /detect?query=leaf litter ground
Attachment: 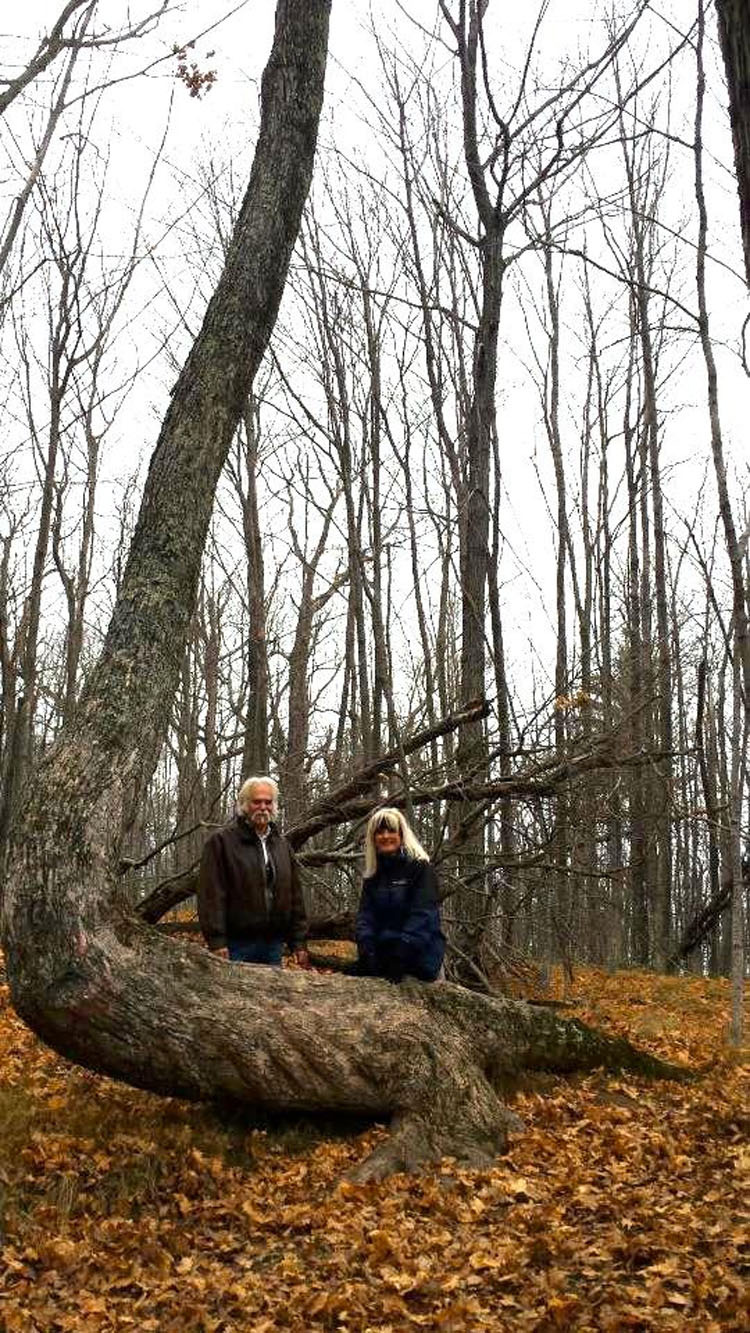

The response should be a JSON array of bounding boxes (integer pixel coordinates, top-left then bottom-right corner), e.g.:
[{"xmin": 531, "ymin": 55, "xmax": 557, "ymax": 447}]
[{"xmin": 0, "ymin": 961, "xmax": 747, "ymax": 1332}]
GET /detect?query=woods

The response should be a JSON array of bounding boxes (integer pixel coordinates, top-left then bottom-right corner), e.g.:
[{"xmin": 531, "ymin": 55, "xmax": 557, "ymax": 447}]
[
  {"xmin": 0, "ymin": 0, "xmax": 748, "ymax": 1198},
  {"xmin": 0, "ymin": 970, "xmax": 744, "ymax": 1328}
]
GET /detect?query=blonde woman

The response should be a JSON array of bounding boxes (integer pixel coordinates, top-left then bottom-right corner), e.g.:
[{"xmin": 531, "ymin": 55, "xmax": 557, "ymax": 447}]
[{"xmin": 355, "ymin": 808, "xmax": 445, "ymax": 982}]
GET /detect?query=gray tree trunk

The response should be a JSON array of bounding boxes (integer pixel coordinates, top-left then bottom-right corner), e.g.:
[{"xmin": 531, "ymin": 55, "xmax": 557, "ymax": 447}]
[
  {"xmin": 1, "ymin": 0, "xmax": 332, "ymax": 1064},
  {"xmin": 237, "ymin": 394, "xmax": 270, "ymax": 777},
  {"xmin": 717, "ymin": 0, "xmax": 750, "ymax": 287}
]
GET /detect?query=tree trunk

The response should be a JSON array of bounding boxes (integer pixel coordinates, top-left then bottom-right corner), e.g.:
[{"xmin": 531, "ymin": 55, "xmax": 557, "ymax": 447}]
[
  {"xmin": 238, "ymin": 394, "xmax": 270, "ymax": 777},
  {"xmin": 446, "ymin": 1, "xmax": 505, "ymax": 975},
  {"xmin": 615, "ymin": 79, "xmax": 674, "ymax": 968},
  {"xmin": 280, "ymin": 483, "xmax": 341, "ymax": 827},
  {"xmin": 3, "ymin": 912, "xmax": 686, "ymax": 1180},
  {"xmin": 623, "ymin": 330, "xmax": 649, "ymax": 965},
  {"xmin": 541, "ymin": 219, "xmax": 572, "ymax": 976},
  {"xmin": 1, "ymin": 0, "xmax": 333, "ymax": 1074},
  {"xmin": 697, "ymin": 0, "xmax": 749, "ymax": 1026},
  {"xmin": 716, "ymin": 0, "xmax": 750, "ymax": 287}
]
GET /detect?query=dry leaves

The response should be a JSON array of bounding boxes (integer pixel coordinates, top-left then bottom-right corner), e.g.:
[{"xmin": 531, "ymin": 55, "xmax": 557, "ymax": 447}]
[{"xmin": 0, "ymin": 963, "xmax": 747, "ymax": 1331}]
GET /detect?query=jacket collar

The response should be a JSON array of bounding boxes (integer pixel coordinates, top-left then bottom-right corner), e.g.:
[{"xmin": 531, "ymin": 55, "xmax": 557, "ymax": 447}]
[
  {"xmin": 235, "ymin": 814, "xmax": 279, "ymax": 841},
  {"xmin": 375, "ymin": 848, "xmax": 409, "ymax": 875}
]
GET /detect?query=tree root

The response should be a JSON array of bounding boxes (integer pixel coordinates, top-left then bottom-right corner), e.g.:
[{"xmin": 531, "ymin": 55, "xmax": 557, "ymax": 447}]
[{"xmin": 349, "ymin": 1104, "xmax": 522, "ymax": 1183}]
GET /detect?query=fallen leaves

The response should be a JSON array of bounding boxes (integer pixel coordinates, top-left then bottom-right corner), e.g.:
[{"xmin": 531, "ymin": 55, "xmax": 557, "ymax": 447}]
[{"xmin": 0, "ymin": 965, "xmax": 747, "ymax": 1330}]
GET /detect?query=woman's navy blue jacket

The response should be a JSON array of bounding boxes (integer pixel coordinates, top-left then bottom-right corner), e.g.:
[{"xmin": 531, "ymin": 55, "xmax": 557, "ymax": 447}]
[{"xmin": 355, "ymin": 851, "xmax": 445, "ymax": 981}]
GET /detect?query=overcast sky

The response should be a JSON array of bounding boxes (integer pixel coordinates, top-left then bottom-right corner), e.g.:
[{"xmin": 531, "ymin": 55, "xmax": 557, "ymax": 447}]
[{"xmin": 2, "ymin": 1, "xmax": 748, "ymax": 705}]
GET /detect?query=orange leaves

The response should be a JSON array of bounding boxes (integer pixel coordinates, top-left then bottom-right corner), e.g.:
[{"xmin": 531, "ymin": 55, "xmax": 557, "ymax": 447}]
[
  {"xmin": 1, "ymin": 964, "xmax": 748, "ymax": 1330},
  {"xmin": 171, "ymin": 43, "xmax": 216, "ymax": 100}
]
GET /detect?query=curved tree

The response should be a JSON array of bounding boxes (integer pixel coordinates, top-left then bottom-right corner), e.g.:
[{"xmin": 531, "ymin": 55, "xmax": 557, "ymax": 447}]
[{"xmin": 0, "ymin": 0, "xmax": 686, "ymax": 1181}]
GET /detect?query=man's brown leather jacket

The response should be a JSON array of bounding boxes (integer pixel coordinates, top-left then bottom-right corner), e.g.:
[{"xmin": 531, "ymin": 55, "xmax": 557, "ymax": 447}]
[{"xmin": 197, "ymin": 816, "xmax": 307, "ymax": 952}]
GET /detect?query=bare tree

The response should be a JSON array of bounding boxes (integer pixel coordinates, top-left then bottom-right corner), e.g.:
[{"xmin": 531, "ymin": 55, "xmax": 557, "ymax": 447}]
[
  {"xmin": 2, "ymin": 0, "xmax": 333, "ymax": 1067},
  {"xmin": 0, "ymin": 3, "xmax": 173, "ymax": 119},
  {"xmin": 234, "ymin": 394, "xmax": 271, "ymax": 776},
  {"xmin": 696, "ymin": 0, "xmax": 748, "ymax": 1041},
  {"xmin": 0, "ymin": 2, "xmax": 181, "ymax": 289}
]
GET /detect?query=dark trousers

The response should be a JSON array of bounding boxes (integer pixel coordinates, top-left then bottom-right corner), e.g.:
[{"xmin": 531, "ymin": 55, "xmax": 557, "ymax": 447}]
[
  {"xmin": 355, "ymin": 946, "xmax": 441, "ymax": 983},
  {"xmin": 228, "ymin": 939, "xmax": 284, "ymax": 966}
]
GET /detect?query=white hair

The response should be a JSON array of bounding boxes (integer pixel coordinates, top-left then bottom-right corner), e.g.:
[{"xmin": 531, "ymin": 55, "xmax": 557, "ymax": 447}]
[{"xmin": 237, "ymin": 774, "xmax": 279, "ymax": 816}]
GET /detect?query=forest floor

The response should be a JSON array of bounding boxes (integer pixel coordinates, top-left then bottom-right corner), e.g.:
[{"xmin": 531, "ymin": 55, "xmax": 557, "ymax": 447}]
[{"xmin": 0, "ymin": 957, "xmax": 747, "ymax": 1333}]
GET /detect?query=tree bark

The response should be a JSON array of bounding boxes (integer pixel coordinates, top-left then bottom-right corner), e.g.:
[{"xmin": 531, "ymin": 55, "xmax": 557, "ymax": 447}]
[
  {"xmin": 716, "ymin": 0, "xmax": 750, "ymax": 287},
  {"xmin": 697, "ymin": 0, "xmax": 749, "ymax": 1029},
  {"xmin": 440, "ymin": 0, "xmax": 505, "ymax": 976},
  {"xmin": 3, "ymin": 914, "xmax": 687, "ymax": 1180},
  {"xmin": 238, "ymin": 394, "xmax": 270, "ymax": 777},
  {"xmin": 1, "ymin": 0, "xmax": 333, "ymax": 1073},
  {"xmin": 615, "ymin": 80, "xmax": 674, "ymax": 968}
]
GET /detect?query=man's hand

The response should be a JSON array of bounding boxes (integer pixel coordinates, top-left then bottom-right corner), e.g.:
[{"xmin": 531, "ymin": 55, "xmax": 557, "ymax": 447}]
[
  {"xmin": 211, "ymin": 946, "xmax": 230, "ymax": 961},
  {"xmin": 292, "ymin": 948, "xmax": 311, "ymax": 969}
]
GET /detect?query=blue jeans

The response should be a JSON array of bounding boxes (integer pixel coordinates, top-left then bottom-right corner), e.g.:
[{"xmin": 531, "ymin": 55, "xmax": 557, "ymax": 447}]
[{"xmin": 228, "ymin": 939, "xmax": 284, "ymax": 966}]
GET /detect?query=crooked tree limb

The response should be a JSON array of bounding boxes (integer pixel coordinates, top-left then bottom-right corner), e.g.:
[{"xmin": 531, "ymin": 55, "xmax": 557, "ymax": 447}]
[
  {"xmin": 289, "ymin": 744, "xmax": 681, "ymax": 848},
  {"xmin": 136, "ymin": 743, "xmax": 678, "ymax": 925},
  {"xmin": 668, "ymin": 859, "xmax": 749, "ymax": 966},
  {"xmin": 135, "ymin": 699, "xmax": 492, "ymax": 923},
  {"xmin": 1, "ymin": 0, "xmax": 334, "ymax": 1107},
  {"xmin": 285, "ymin": 698, "xmax": 491, "ymax": 848},
  {"xmin": 5, "ymin": 907, "xmax": 688, "ymax": 1182}
]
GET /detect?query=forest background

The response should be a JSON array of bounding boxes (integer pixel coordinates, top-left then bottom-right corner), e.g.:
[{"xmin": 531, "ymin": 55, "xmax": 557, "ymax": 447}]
[{"xmin": 1, "ymin": 0, "xmax": 749, "ymax": 1001}]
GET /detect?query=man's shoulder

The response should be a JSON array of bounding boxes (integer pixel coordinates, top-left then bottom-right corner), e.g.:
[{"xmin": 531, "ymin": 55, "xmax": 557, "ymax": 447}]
[{"xmin": 206, "ymin": 818, "xmax": 243, "ymax": 846}]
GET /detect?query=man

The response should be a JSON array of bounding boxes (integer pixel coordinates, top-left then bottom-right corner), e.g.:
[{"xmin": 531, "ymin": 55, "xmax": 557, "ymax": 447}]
[{"xmin": 197, "ymin": 775, "xmax": 309, "ymax": 966}]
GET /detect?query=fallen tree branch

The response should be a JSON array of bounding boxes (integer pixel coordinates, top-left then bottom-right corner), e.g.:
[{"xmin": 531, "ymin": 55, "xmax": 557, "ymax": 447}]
[
  {"xmin": 668, "ymin": 859, "xmax": 748, "ymax": 966},
  {"xmin": 288, "ymin": 744, "xmax": 682, "ymax": 849},
  {"xmin": 136, "ymin": 744, "xmax": 679, "ymax": 925},
  {"xmin": 286, "ymin": 698, "xmax": 491, "ymax": 849},
  {"xmin": 135, "ymin": 702, "xmax": 490, "ymax": 922}
]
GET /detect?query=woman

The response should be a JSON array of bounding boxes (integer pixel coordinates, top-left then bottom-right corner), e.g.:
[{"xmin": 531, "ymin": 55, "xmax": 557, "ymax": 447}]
[{"xmin": 355, "ymin": 808, "xmax": 445, "ymax": 982}]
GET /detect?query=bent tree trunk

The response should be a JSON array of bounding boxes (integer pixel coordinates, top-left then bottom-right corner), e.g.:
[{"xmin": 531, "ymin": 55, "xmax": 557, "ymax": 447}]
[
  {"xmin": 2, "ymin": 918, "xmax": 683, "ymax": 1182},
  {"xmin": 0, "ymin": 0, "xmax": 685, "ymax": 1183}
]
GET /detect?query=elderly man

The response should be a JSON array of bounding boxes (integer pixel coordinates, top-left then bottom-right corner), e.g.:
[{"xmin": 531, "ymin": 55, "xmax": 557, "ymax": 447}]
[{"xmin": 197, "ymin": 775, "xmax": 309, "ymax": 966}]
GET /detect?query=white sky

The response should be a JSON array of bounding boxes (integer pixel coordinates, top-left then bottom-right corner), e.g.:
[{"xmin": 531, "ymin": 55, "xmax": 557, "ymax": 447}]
[{"xmin": 2, "ymin": 1, "xmax": 749, "ymax": 723}]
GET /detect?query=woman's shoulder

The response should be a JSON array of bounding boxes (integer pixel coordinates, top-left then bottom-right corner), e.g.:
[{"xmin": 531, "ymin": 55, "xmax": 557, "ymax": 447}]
[
  {"xmin": 406, "ymin": 855, "xmax": 435, "ymax": 881},
  {"xmin": 402, "ymin": 853, "xmax": 436, "ymax": 885},
  {"xmin": 408, "ymin": 857, "xmax": 439, "ymax": 897}
]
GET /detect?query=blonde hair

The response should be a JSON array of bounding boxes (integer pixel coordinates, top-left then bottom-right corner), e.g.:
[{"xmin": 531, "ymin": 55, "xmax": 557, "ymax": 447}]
[
  {"xmin": 363, "ymin": 807, "xmax": 429, "ymax": 877},
  {"xmin": 237, "ymin": 775, "xmax": 279, "ymax": 816}
]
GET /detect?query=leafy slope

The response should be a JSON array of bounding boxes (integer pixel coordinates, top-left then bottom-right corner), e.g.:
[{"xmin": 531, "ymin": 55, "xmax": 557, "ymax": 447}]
[{"xmin": 0, "ymin": 964, "xmax": 747, "ymax": 1331}]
